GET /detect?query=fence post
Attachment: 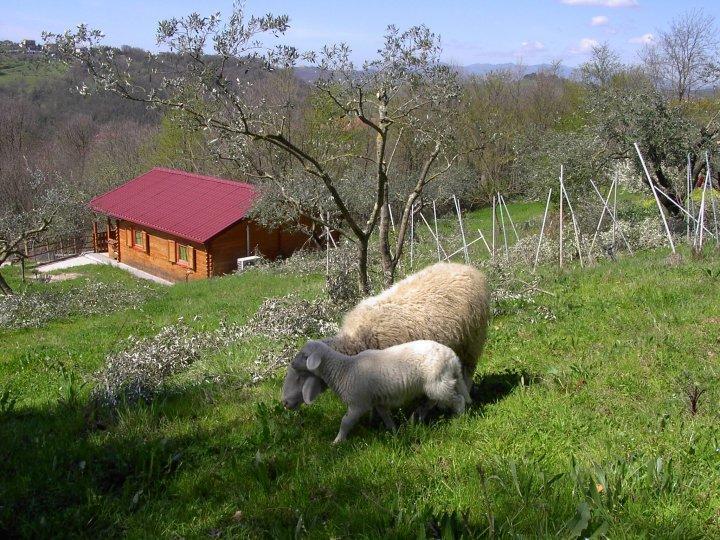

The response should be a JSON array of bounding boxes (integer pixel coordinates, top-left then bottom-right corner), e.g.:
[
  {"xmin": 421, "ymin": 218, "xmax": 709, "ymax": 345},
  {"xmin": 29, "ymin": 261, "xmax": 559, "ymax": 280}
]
[{"xmin": 559, "ymin": 166, "xmax": 564, "ymax": 268}]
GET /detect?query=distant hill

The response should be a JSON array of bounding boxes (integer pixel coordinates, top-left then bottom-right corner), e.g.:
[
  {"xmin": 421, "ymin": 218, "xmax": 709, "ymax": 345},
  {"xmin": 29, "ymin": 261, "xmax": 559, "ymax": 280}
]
[
  {"xmin": 294, "ymin": 63, "xmax": 576, "ymax": 83},
  {"xmin": 459, "ymin": 63, "xmax": 575, "ymax": 78}
]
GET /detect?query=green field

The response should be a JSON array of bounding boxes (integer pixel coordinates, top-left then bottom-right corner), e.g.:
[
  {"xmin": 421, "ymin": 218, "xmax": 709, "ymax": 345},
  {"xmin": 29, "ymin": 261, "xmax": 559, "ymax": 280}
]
[
  {"xmin": 2, "ymin": 205, "xmax": 720, "ymax": 537},
  {"xmin": 0, "ymin": 56, "xmax": 66, "ymax": 89}
]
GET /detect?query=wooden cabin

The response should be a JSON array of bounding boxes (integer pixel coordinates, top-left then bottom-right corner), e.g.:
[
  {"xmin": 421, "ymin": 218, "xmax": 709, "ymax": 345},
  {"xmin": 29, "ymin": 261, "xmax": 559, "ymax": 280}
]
[{"xmin": 90, "ymin": 168, "xmax": 309, "ymax": 282}]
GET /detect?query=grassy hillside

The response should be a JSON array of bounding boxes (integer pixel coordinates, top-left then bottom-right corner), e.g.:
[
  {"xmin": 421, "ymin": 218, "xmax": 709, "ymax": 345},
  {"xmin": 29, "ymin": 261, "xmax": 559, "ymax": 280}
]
[
  {"xmin": 1, "ymin": 233, "xmax": 719, "ymax": 536},
  {"xmin": 0, "ymin": 55, "xmax": 66, "ymax": 89}
]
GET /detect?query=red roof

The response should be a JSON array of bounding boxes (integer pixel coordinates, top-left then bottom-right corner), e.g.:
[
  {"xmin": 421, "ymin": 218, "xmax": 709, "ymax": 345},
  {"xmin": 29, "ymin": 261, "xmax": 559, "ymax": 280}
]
[{"xmin": 90, "ymin": 168, "xmax": 257, "ymax": 243}]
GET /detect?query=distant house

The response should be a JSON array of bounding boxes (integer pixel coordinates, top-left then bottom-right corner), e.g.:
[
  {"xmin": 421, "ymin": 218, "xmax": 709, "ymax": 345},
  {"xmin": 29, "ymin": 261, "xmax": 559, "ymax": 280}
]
[
  {"xmin": 90, "ymin": 168, "xmax": 309, "ymax": 282},
  {"xmin": 19, "ymin": 39, "xmax": 41, "ymax": 53}
]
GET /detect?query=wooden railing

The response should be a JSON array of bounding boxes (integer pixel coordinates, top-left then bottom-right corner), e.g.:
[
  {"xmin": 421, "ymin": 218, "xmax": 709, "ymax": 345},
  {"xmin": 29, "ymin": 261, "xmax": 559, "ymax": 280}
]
[{"xmin": 23, "ymin": 233, "xmax": 95, "ymax": 264}]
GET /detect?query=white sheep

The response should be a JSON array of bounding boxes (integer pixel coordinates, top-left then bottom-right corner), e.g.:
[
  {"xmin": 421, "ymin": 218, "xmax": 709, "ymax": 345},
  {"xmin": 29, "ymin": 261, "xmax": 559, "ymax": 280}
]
[
  {"xmin": 291, "ymin": 339, "xmax": 471, "ymax": 444},
  {"xmin": 282, "ymin": 262, "xmax": 490, "ymax": 410}
]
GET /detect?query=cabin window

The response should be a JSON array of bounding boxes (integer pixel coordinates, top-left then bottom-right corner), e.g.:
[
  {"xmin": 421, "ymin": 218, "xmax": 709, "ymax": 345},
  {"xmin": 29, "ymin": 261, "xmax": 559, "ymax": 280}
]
[
  {"xmin": 133, "ymin": 229, "xmax": 143, "ymax": 247},
  {"xmin": 178, "ymin": 244, "xmax": 189, "ymax": 263}
]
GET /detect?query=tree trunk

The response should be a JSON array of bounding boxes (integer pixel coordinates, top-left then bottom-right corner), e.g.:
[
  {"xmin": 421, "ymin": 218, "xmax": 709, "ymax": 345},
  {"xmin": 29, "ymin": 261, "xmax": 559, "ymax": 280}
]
[
  {"xmin": 0, "ymin": 271, "xmax": 14, "ymax": 295},
  {"xmin": 379, "ymin": 185, "xmax": 396, "ymax": 287},
  {"xmin": 357, "ymin": 237, "xmax": 370, "ymax": 295},
  {"xmin": 652, "ymin": 165, "xmax": 681, "ymax": 217}
]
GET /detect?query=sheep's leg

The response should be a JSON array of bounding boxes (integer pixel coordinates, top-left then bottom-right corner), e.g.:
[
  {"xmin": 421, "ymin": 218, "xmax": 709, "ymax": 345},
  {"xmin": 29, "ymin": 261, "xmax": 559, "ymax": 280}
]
[
  {"xmin": 333, "ymin": 406, "xmax": 368, "ymax": 444},
  {"xmin": 449, "ymin": 393, "xmax": 466, "ymax": 415},
  {"xmin": 410, "ymin": 399, "xmax": 438, "ymax": 424},
  {"xmin": 462, "ymin": 367, "xmax": 475, "ymax": 399},
  {"xmin": 375, "ymin": 406, "xmax": 396, "ymax": 432},
  {"xmin": 456, "ymin": 375, "xmax": 472, "ymax": 406}
]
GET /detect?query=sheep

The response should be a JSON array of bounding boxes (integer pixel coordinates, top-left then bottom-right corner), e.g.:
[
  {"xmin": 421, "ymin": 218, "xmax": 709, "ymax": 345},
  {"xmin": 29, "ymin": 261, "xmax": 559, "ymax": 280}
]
[
  {"xmin": 292, "ymin": 339, "xmax": 471, "ymax": 443},
  {"xmin": 281, "ymin": 262, "xmax": 490, "ymax": 410}
]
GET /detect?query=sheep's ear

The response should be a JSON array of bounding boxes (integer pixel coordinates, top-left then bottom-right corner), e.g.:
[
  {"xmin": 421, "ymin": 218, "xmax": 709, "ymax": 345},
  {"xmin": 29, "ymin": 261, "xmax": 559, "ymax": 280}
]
[
  {"xmin": 302, "ymin": 376, "xmax": 324, "ymax": 404},
  {"xmin": 307, "ymin": 352, "xmax": 322, "ymax": 371},
  {"xmin": 291, "ymin": 352, "xmax": 307, "ymax": 370}
]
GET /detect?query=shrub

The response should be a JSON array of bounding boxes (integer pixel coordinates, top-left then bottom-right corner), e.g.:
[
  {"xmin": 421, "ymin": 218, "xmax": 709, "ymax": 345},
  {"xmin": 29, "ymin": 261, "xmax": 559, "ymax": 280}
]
[
  {"xmin": 91, "ymin": 320, "xmax": 211, "ymax": 407},
  {"xmin": 0, "ymin": 279, "xmax": 155, "ymax": 330},
  {"xmin": 91, "ymin": 294, "xmax": 342, "ymax": 409}
]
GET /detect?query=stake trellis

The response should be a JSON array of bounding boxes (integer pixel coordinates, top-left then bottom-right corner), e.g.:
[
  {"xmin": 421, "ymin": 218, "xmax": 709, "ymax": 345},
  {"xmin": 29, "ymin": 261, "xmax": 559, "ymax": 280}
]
[
  {"xmin": 634, "ymin": 143, "xmax": 676, "ymax": 254},
  {"xmin": 533, "ymin": 188, "xmax": 553, "ymax": 272}
]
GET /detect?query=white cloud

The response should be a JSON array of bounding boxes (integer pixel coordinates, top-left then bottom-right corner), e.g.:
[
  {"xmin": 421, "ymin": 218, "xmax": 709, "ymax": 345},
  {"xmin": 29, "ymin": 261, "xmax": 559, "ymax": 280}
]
[
  {"xmin": 591, "ymin": 15, "xmax": 609, "ymax": 26},
  {"xmin": 629, "ymin": 33, "xmax": 654, "ymax": 44},
  {"xmin": 571, "ymin": 38, "xmax": 600, "ymax": 54},
  {"xmin": 561, "ymin": 0, "xmax": 638, "ymax": 7},
  {"xmin": 518, "ymin": 40, "xmax": 545, "ymax": 53}
]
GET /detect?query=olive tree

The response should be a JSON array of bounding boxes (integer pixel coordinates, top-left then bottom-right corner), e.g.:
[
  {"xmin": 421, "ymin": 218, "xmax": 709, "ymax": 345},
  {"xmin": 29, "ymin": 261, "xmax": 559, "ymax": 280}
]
[
  {"xmin": 0, "ymin": 170, "xmax": 82, "ymax": 295},
  {"xmin": 45, "ymin": 7, "xmax": 469, "ymax": 292},
  {"xmin": 580, "ymin": 46, "xmax": 720, "ymax": 214}
]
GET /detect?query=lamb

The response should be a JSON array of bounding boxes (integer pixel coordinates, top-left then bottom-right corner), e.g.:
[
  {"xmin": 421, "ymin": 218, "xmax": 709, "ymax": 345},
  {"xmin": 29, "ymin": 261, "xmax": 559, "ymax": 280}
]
[
  {"xmin": 282, "ymin": 262, "xmax": 490, "ymax": 410},
  {"xmin": 292, "ymin": 339, "xmax": 471, "ymax": 443}
]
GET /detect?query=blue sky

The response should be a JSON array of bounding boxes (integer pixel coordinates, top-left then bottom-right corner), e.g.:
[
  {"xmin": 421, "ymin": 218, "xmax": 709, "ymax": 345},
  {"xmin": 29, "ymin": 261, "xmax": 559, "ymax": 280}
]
[{"xmin": 2, "ymin": 0, "xmax": 719, "ymax": 67}]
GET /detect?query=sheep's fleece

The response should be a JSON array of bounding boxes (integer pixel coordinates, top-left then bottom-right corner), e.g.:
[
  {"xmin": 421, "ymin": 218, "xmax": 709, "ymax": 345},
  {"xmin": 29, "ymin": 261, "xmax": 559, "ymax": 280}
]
[
  {"xmin": 293, "ymin": 339, "xmax": 471, "ymax": 443},
  {"xmin": 282, "ymin": 262, "xmax": 490, "ymax": 409}
]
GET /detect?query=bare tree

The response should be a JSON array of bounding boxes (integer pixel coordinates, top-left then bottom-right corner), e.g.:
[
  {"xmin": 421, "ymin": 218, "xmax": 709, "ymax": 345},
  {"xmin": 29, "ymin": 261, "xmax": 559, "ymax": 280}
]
[
  {"xmin": 45, "ymin": 7, "xmax": 469, "ymax": 291},
  {"xmin": 641, "ymin": 9, "xmax": 719, "ymax": 101},
  {"xmin": 580, "ymin": 43, "xmax": 622, "ymax": 89}
]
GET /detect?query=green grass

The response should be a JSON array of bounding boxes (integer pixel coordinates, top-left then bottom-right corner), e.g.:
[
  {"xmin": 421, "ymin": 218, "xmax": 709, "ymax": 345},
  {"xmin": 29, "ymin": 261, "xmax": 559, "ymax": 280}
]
[
  {"xmin": 2, "ymin": 223, "xmax": 720, "ymax": 536},
  {"xmin": 0, "ymin": 55, "xmax": 66, "ymax": 89}
]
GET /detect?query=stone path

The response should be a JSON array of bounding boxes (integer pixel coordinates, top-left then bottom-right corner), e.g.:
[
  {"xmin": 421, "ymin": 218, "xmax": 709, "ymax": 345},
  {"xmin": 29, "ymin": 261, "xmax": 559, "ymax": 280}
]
[{"xmin": 36, "ymin": 252, "xmax": 173, "ymax": 285}]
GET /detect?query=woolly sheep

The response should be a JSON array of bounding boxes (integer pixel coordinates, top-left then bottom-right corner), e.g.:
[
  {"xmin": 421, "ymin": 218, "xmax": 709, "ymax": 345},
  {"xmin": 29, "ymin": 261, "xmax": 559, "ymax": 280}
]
[
  {"xmin": 292, "ymin": 339, "xmax": 471, "ymax": 443},
  {"xmin": 281, "ymin": 262, "xmax": 490, "ymax": 410}
]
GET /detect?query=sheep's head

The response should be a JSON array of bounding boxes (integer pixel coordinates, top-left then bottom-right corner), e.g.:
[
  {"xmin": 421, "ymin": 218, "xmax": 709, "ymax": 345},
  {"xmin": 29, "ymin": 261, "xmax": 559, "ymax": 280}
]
[{"xmin": 281, "ymin": 345, "xmax": 327, "ymax": 409}]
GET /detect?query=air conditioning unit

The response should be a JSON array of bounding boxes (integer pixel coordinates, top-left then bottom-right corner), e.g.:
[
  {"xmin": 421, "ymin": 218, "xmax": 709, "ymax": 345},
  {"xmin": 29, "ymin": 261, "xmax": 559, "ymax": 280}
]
[{"xmin": 237, "ymin": 255, "xmax": 262, "ymax": 272}]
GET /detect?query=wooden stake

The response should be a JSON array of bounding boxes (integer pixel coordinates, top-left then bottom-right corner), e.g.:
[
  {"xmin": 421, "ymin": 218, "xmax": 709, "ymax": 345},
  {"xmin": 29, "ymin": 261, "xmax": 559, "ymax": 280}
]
[
  {"xmin": 590, "ymin": 180, "xmax": 634, "ymax": 255},
  {"xmin": 533, "ymin": 188, "xmax": 553, "ymax": 273},
  {"xmin": 445, "ymin": 235, "xmax": 486, "ymax": 260},
  {"xmin": 686, "ymin": 154, "xmax": 692, "ymax": 243},
  {"xmin": 433, "ymin": 200, "xmax": 442, "ymax": 261},
  {"xmin": 419, "ymin": 208, "xmax": 447, "ymax": 260},
  {"xmin": 325, "ymin": 225, "xmax": 330, "ymax": 276},
  {"xmin": 612, "ymin": 171, "xmax": 618, "ymax": 250},
  {"xmin": 410, "ymin": 202, "xmax": 415, "ymax": 270},
  {"xmin": 588, "ymin": 177, "xmax": 615, "ymax": 259},
  {"xmin": 388, "ymin": 204, "xmax": 396, "ymax": 233},
  {"xmin": 634, "ymin": 143, "xmax": 676, "ymax": 253},
  {"xmin": 647, "ymin": 170, "xmax": 715, "ymax": 239},
  {"xmin": 498, "ymin": 193, "xmax": 509, "ymax": 261},
  {"xmin": 453, "ymin": 195, "xmax": 469, "ymax": 263},
  {"xmin": 477, "ymin": 229, "xmax": 492, "ymax": 257},
  {"xmin": 710, "ymin": 154, "xmax": 719, "ymax": 246},
  {"xmin": 499, "ymin": 194, "xmax": 520, "ymax": 242},
  {"xmin": 491, "ymin": 196, "xmax": 496, "ymax": 262},
  {"xmin": 561, "ymin": 182, "xmax": 584, "ymax": 268},
  {"xmin": 559, "ymin": 166, "xmax": 564, "ymax": 268}
]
